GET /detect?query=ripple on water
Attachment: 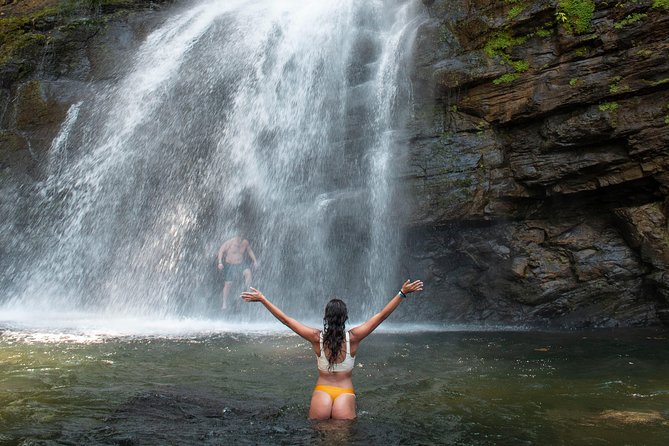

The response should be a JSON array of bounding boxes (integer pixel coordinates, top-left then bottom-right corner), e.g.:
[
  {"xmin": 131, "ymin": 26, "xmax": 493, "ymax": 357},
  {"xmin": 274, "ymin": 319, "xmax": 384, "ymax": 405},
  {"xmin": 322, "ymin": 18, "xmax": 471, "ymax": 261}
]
[{"xmin": 1, "ymin": 329, "xmax": 669, "ymax": 445}]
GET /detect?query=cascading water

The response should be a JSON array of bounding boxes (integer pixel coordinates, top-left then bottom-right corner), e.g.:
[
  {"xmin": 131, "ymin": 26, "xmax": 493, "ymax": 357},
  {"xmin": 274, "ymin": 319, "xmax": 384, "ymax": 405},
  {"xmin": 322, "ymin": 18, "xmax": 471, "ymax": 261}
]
[{"xmin": 1, "ymin": 0, "xmax": 425, "ymax": 325}]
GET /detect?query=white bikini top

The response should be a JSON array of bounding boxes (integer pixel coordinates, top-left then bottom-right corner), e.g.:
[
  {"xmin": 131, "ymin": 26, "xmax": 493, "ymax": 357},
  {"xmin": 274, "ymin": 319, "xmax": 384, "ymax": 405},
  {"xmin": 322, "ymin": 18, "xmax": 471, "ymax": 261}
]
[{"xmin": 317, "ymin": 331, "xmax": 355, "ymax": 373}]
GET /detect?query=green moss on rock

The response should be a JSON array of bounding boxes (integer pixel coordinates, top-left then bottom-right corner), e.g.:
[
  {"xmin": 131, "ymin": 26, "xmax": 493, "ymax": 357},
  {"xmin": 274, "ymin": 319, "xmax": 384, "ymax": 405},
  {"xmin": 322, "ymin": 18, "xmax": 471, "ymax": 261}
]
[
  {"xmin": 608, "ymin": 76, "xmax": 629, "ymax": 94},
  {"xmin": 509, "ymin": 59, "xmax": 529, "ymax": 72},
  {"xmin": 558, "ymin": 0, "xmax": 595, "ymax": 34},
  {"xmin": 535, "ymin": 28, "xmax": 553, "ymax": 38},
  {"xmin": 653, "ymin": 0, "xmax": 669, "ymax": 9},
  {"xmin": 484, "ymin": 32, "xmax": 530, "ymax": 85},
  {"xmin": 0, "ymin": 5, "xmax": 60, "ymax": 65},
  {"xmin": 613, "ymin": 13, "xmax": 647, "ymax": 29},
  {"xmin": 493, "ymin": 73, "xmax": 521, "ymax": 84},
  {"xmin": 484, "ymin": 32, "xmax": 527, "ymax": 59},
  {"xmin": 598, "ymin": 101, "xmax": 619, "ymax": 126},
  {"xmin": 0, "ymin": 32, "xmax": 47, "ymax": 65},
  {"xmin": 508, "ymin": 4, "xmax": 524, "ymax": 19},
  {"xmin": 0, "ymin": 0, "xmax": 156, "ymax": 79},
  {"xmin": 598, "ymin": 102, "xmax": 619, "ymax": 112},
  {"xmin": 573, "ymin": 46, "xmax": 589, "ymax": 57}
]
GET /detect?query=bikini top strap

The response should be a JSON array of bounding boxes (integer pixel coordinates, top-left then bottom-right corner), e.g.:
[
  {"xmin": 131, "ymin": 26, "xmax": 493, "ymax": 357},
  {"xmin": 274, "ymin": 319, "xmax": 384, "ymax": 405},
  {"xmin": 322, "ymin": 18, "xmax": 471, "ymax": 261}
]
[
  {"xmin": 319, "ymin": 331, "xmax": 323, "ymax": 350},
  {"xmin": 345, "ymin": 331, "xmax": 350, "ymax": 355}
]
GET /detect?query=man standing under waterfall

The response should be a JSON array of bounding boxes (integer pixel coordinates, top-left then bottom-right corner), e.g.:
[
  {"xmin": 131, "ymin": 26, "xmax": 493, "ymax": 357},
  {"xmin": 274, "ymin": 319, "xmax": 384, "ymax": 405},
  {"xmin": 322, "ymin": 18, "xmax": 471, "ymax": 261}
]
[{"xmin": 217, "ymin": 235, "xmax": 258, "ymax": 310}]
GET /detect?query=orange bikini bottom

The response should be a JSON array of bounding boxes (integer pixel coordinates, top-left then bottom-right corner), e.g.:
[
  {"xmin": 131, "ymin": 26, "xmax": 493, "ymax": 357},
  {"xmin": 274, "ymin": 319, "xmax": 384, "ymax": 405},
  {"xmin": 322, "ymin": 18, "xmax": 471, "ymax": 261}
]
[{"xmin": 314, "ymin": 385, "xmax": 355, "ymax": 401}]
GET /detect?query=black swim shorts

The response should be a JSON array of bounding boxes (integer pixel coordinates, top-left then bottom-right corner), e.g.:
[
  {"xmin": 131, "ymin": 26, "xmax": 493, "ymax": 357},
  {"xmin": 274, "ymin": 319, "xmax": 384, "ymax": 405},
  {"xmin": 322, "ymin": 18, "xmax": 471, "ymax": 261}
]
[{"xmin": 222, "ymin": 261, "xmax": 251, "ymax": 282}]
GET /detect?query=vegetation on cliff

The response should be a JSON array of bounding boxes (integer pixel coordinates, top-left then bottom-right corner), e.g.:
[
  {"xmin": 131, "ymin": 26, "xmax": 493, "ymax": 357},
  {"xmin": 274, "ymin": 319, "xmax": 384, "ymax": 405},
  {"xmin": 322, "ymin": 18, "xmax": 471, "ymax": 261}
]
[
  {"xmin": 557, "ymin": 0, "xmax": 595, "ymax": 34},
  {"xmin": 0, "ymin": 0, "xmax": 166, "ymax": 83},
  {"xmin": 0, "ymin": 0, "xmax": 171, "ymax": 180}
]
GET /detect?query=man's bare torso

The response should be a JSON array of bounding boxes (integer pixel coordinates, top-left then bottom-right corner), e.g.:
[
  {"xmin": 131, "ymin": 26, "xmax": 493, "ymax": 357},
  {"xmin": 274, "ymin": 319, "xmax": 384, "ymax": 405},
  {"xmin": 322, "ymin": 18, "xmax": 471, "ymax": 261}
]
[{"xmin": 223, "ymin": 237, "xmax": 249, "ymax": 264}]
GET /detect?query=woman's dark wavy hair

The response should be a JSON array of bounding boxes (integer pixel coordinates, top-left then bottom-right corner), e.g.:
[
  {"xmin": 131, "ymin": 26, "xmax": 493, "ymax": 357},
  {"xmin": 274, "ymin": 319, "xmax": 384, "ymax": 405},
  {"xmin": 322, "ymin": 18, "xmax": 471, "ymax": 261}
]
[{"xmin": 322, "ymin": 298, "xmax": 348, "ymax": 372}]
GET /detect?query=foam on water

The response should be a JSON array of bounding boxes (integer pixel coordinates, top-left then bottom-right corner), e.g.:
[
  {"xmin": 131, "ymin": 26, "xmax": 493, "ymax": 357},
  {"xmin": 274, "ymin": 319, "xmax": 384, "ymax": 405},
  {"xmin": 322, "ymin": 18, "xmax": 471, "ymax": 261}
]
[{"xmin": 0, "ymin": 308, "xmax": 528, "ymax": 345}]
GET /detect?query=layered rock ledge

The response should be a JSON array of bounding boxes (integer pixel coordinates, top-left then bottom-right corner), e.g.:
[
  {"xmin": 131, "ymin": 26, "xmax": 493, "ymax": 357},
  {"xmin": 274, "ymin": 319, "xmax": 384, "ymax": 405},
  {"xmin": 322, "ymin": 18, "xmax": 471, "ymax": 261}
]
[{"xmin": 405, "ymin": 0, "xmax": 669, "ymax": 327}]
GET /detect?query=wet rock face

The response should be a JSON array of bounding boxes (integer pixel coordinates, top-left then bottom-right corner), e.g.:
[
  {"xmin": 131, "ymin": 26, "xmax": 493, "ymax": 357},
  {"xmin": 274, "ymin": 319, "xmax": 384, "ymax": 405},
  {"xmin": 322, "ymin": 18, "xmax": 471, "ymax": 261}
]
[
  {"xmin": 406, "ymin": 0, "xmax": 669, "ymax": 327},
  {"xmin": 0, "ymin": 1, "xmax": 176, "ymax": 293},
  {"xmin": 0, "ymin": 0, "xmax": 173, "ymax": 180}
]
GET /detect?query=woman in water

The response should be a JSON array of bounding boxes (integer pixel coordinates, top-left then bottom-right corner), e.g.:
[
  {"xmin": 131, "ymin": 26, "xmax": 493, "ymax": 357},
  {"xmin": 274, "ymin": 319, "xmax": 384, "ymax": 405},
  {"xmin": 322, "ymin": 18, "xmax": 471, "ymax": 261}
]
[{"xmin": 240, "ymin": 279, "xmax": 423, "ymax": 420}]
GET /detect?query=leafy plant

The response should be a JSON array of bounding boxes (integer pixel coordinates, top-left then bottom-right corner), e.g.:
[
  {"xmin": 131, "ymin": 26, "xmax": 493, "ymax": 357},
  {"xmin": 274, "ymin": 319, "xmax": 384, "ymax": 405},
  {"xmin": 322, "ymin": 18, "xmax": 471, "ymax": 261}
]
[
  {"xmin": 493, "ymin": 73, "xmax": 521, "ymax": 84},
  {"xmin": 614, "ymin": 13, "xmax": 647, "ymax": 29},
  {"xmin": 509, "ymin": 59, "xmax": 529, "ymax": 72},
  {"xmin": 557, "ymin": 0, "xmax": 595, "ymax": 34},
  {"xmin": 509, "ymin": 5, "xmax": 525, "ymax": 19},
  {"xmin": 598, "ymin": 102, "xmax": 619, "ymax": 112},
  {"xmin": 484, "ymin": 32, "xmax": 530, "ymax": 85},
  {"xmin": 474, "ymin": 120, "xmax": 488, "ymax": 136},
  {"xmin": 608, "ymin": 76, "xmax": 623, "ymax": 94},
  {"xmin": 573, "ymin": 46, "xmax": 589, "ymax": 57},
  {"xmin": 599, "ymin": 102, "xmax": 620, "ymax": 126},
  {"xmin": 484, "ymin": 33, "xmax": 528, "ymax": 58}
]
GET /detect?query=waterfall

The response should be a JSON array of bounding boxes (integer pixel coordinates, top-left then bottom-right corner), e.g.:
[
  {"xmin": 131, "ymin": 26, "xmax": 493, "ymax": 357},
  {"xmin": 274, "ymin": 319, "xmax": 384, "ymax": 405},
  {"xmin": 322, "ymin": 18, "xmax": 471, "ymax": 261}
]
[
  {"xmin": 1, "ymin": 0, "xmax": 425, "ymax": 324},
  {"xmin": 46, "ymin": 101, "xmax": 83, "ymax": 177}
]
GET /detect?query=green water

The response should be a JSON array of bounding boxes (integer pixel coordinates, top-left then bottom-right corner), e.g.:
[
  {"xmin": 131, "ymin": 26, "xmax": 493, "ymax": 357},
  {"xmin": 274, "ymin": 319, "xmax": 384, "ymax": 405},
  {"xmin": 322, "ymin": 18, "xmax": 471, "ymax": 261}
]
[{"xmin": 1, "ymin": 329, "xmax": 668, "ymax": 445}]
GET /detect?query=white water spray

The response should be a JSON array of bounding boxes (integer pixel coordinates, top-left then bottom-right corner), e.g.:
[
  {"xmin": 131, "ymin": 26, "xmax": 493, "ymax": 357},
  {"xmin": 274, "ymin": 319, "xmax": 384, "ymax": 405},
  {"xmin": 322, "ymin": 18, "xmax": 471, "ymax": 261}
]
[{"xmin": 1, "ymin": 0, "xmax": 426, "ymax": 326}]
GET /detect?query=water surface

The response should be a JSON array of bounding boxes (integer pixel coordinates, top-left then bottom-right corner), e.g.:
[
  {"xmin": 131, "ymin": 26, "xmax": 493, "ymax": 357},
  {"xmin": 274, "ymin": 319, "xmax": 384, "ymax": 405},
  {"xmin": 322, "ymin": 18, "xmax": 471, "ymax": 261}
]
[{"xmin": 1, "ymin": 327, "xmax": 668, "ymax": 445}]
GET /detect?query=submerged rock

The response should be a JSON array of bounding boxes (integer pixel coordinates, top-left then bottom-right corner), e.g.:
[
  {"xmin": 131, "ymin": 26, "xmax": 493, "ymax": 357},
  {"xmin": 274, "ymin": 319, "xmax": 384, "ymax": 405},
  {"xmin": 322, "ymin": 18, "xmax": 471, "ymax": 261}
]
[{"xmin": 595, "ymin": 409, "xmax": 666, "ymax": 425}]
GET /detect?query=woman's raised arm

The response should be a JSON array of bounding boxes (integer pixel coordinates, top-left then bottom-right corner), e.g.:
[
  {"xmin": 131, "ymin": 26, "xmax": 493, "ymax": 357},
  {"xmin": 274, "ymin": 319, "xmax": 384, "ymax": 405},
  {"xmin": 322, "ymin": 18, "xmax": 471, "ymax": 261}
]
[
  {"xmin": 349, "ymin": 279, "xmax": 423, "ymax": 343},
  {"xmin": 241, "ymin": 288, "xmax": 320, "ymax": 343}
]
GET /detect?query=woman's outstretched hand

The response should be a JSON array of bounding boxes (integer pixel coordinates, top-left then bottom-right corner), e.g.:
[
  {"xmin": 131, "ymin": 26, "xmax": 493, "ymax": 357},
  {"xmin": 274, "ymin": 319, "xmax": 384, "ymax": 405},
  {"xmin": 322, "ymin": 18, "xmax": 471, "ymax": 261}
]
[
  {"xmin": 400, "ymin": 279, "xmax": 423, "ymax": 295},
  {"xmin": 241, "ymin": 287, "xmax": 266, "ymax": 303}
]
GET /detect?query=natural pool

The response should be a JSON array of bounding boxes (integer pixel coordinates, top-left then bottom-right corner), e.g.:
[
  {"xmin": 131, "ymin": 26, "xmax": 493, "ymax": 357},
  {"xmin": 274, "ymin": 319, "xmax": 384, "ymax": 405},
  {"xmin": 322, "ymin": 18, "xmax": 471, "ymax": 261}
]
[{"xmin": 1, "ymin": 323, "xmax": 668, "ymax": 445}]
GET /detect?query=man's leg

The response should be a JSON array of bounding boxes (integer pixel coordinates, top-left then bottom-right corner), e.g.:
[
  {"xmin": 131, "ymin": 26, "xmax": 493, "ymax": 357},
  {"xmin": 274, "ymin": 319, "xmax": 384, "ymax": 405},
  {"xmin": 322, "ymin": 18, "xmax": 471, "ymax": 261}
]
[{"xmin": 222, "ymin": 281, "xmax": 232, "ymax": 310}]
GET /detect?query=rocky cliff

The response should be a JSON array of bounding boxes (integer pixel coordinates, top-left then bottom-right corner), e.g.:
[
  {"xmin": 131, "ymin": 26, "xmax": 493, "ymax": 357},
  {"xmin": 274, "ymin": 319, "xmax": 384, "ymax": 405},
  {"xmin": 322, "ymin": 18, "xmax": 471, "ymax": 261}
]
[
  {"xmin": 0, "ymin": 0, "xmax": 173, "ymax": 181},
  {"xmin": 405, "ymin": 0, "xmax": 669, "ymax": 327}
]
